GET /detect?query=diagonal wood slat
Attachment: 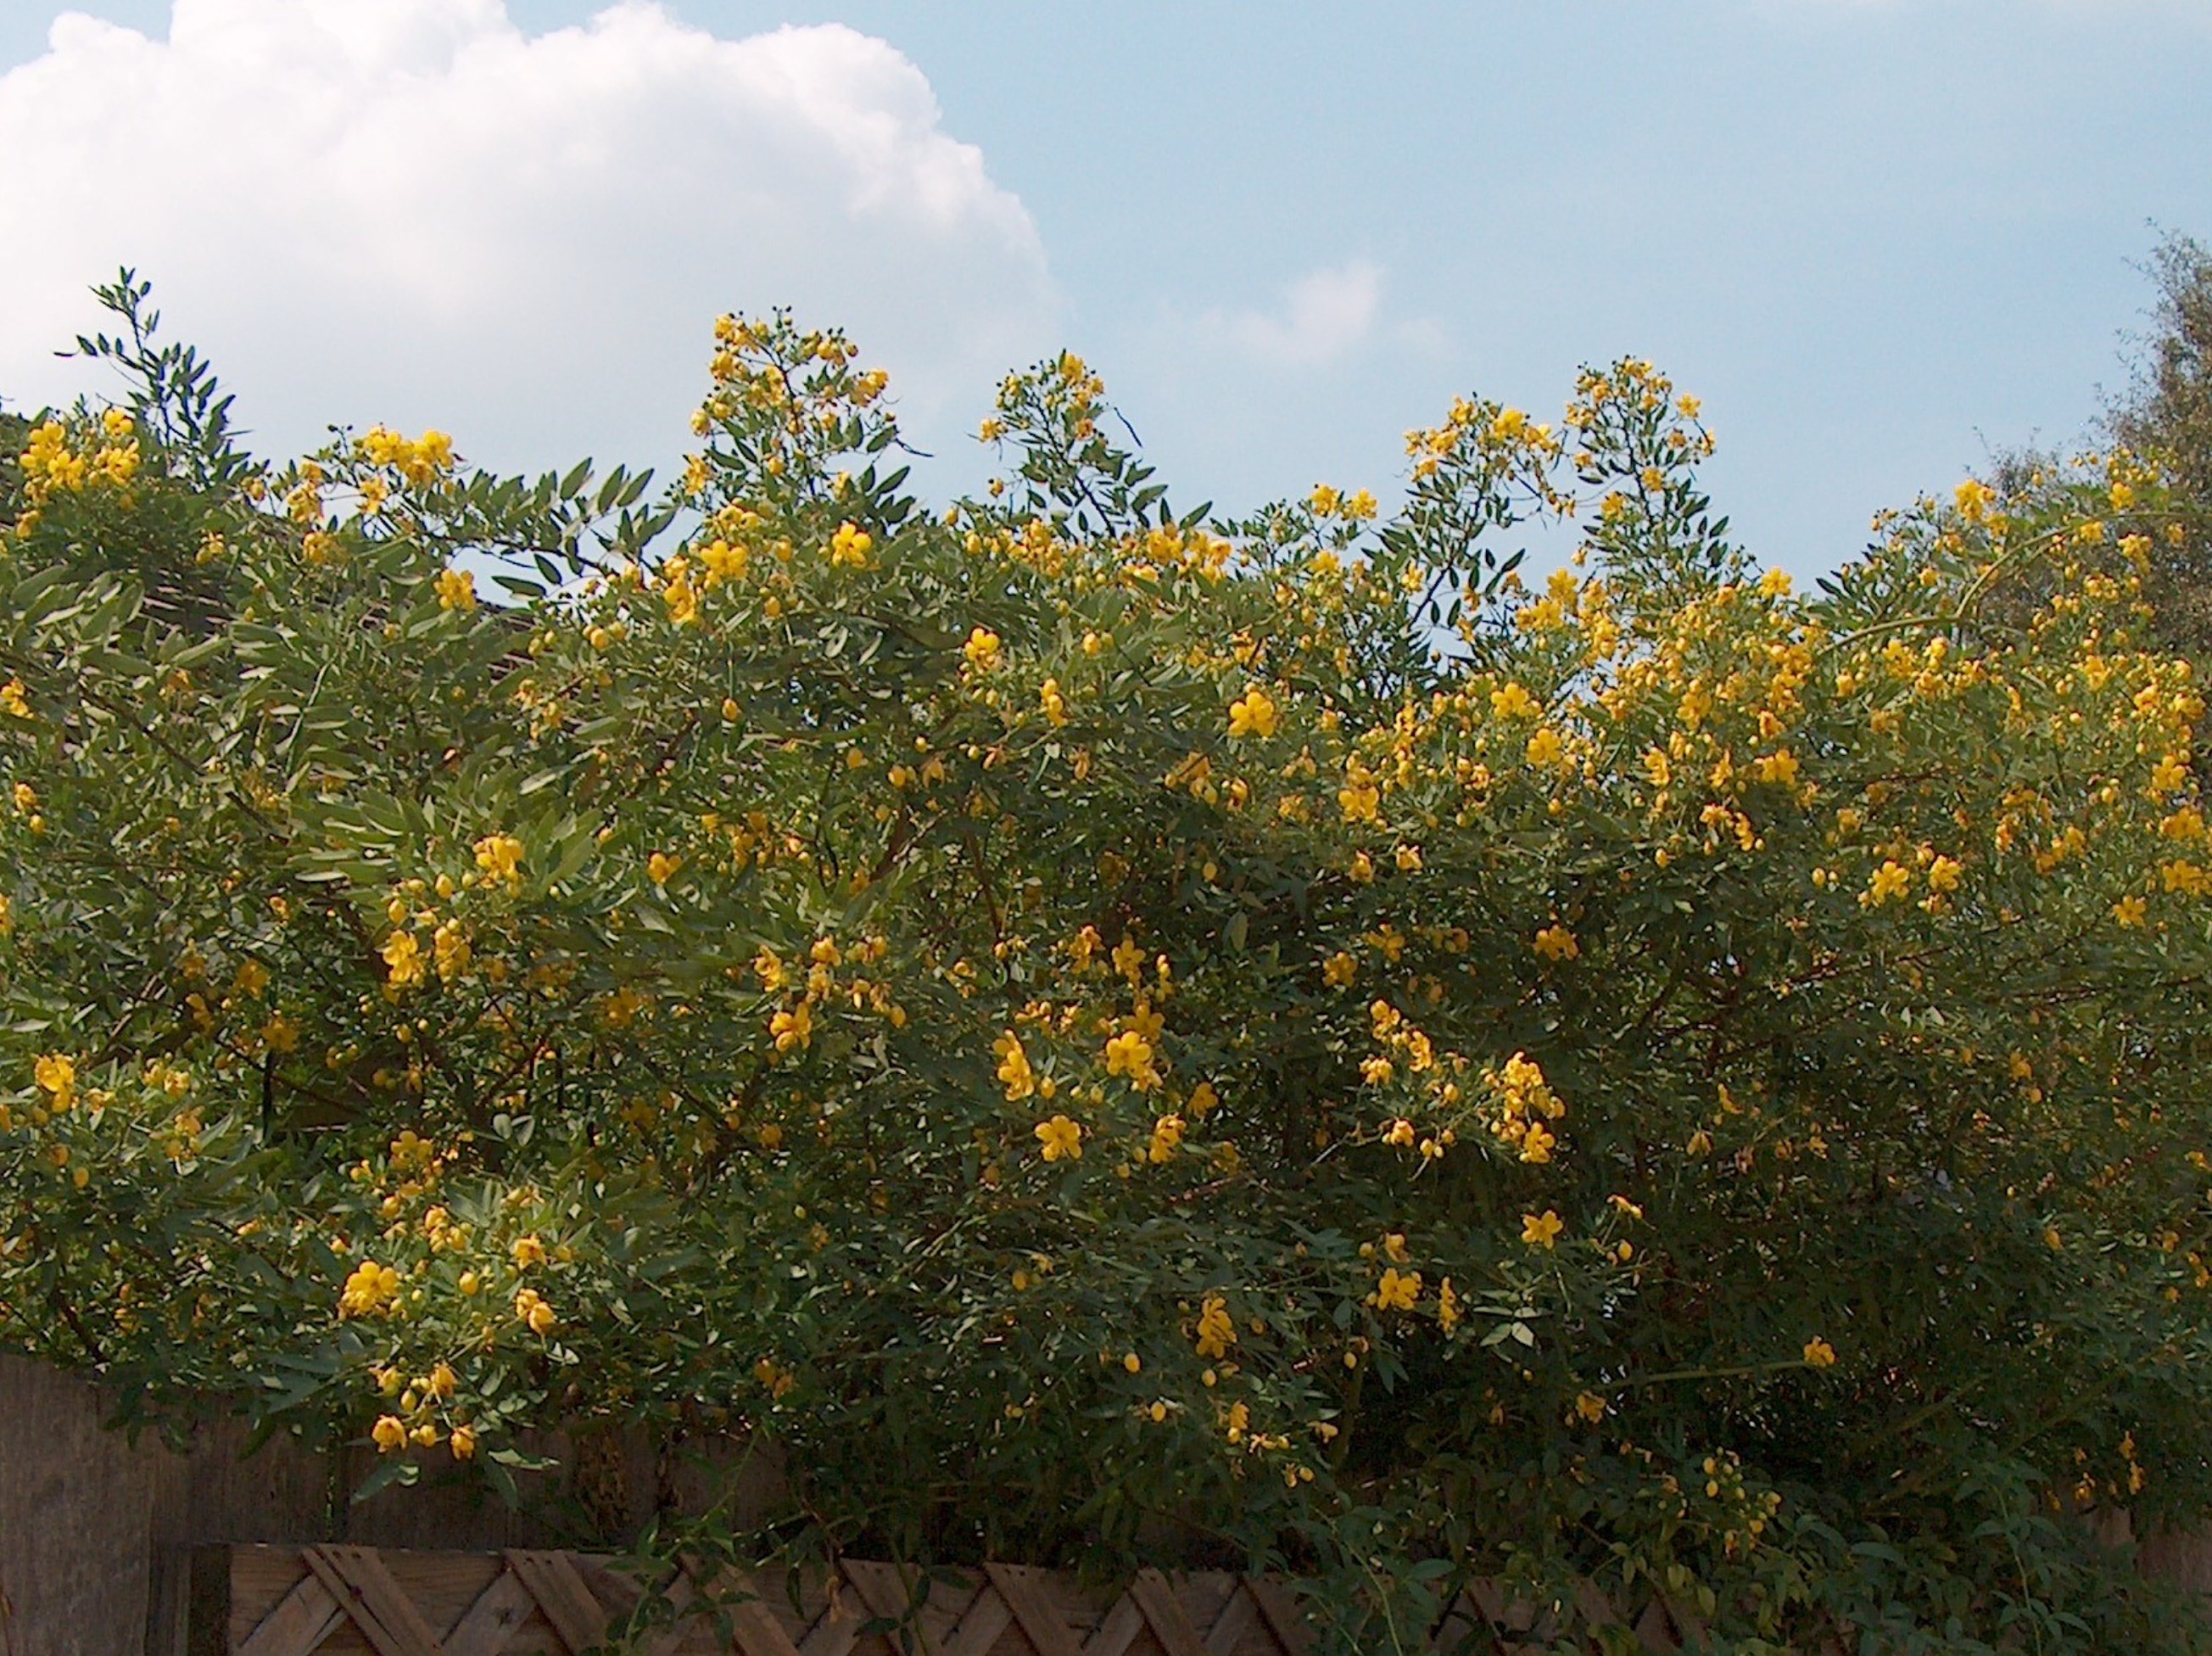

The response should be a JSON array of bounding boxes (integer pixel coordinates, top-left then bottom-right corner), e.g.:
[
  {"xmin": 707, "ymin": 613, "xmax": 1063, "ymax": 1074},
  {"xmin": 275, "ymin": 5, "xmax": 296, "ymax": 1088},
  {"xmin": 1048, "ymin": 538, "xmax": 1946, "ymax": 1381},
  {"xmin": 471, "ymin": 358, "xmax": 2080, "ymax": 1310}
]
[
  {"xmin": 982, "ymin": 1564, "xmax": 1082, "ymax": 1656},
  {"xmin": 838, "ymin": 1559, "xmax": 942, "ymax": 1653},
  {"xmin": 1079, "ymin": 1592, "xmax": 1146, "ymax": 1656},
  {"xmin": 941, "ymin": 1578, "xmax": 1014, "ymax": 1656},
  {"xmin": 796, "ymin": 1565, "xmax": 869, "ymax": 1656},
  {"xmin": 301, "ymin": 1547, "xmax": 445, "ymax": 1656},
  {"xmin": 637, "ymin": 1558, "xmax": 707, "ymax": 1656},
  {"xmin": 443, "ymin": 1566, "xmax": 540, "ymax": 1656},
  {"xmin": 1242, "ymin": 1577, "xmax": 1311, "ymax": 1656},
  {"xmin": 691, "ymin": 1567, "xmax": 810, "ymax": 1656},
  {"xmin": 1198, "ymin": 1581, "xmax": 1261, "ymax": 1656},
  {"xmin": 1126, "ymin": 1571, "xmax": 1208, "ymax": 1656},
  {"xmin": 504, "ymin": 1551, "xmax": 608, "ymax": 1656},
  {"xmin": 235, "ymin": 1570, "xmax": 345, "ymax": 1656}
]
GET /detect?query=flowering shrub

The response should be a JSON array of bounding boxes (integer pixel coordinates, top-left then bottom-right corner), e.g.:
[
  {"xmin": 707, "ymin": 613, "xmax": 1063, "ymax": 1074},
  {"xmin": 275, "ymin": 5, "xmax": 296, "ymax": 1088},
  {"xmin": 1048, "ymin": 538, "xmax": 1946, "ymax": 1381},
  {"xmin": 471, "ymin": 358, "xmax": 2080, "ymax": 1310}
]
[{"xmin": 4, "ymin": 275, "xmax": 2212, "ymax": 1651}]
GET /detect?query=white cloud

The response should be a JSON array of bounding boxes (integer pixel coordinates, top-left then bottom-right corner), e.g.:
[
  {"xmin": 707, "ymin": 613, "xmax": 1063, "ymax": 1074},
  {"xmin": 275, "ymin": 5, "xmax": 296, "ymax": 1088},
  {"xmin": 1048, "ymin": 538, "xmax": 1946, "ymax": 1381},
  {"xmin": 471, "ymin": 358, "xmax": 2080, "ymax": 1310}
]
[
  {"xmin": 0, "ymin": 0, "xmax": 1059, "ymax": 477},
  {"xmin": 1211, "ymin": 260, "xmax": 1384, "ymax": 367}
]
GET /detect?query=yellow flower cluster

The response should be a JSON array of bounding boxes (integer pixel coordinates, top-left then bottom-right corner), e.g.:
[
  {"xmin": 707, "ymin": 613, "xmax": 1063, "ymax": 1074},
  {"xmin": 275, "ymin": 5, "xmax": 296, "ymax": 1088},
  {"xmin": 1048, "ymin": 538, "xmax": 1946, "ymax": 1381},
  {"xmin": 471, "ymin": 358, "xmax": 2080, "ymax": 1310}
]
[
  {"xmin": 14, "ymin": 411, "xmax": 138, "ymax": 533},
  {"xmin": 357, "ymin": 425, "xmax": 456, "ymax": 487}
]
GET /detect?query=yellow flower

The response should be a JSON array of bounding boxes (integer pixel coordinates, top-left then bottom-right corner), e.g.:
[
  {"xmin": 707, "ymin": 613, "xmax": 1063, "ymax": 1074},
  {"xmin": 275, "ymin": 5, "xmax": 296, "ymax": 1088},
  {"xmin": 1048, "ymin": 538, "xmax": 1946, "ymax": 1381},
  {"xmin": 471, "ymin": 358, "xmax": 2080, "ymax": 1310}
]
[
  {"xmin": 1323, "ymin": 951, "xmax": 1357, "ymax": 987},
  {"xmin": 1533, "ymin": 924, "xmax": 1580, "ymax": 962},
  {"xmin": 1438, "ymin": 1278, "xmax": 1461, "ymax": 1332},
  {"xmin": 432, "ymin": 922, "xmax": 470, "ymax": 983},
  {"xmin": 511, "ymin": 1234, "xmax": 547, "ymax": 1269},
  {"xmin": 1521, "ymin": 1210, "xmax": 1564, "ymax": 1250},
  {"xmin": 1803, "ymin": 1336, "xmax": 1837, "ymax": 1368},
  {"xmin": 1574, "ymin": 1391, "xmax": 1607, "ymax": 1423},
  {"xmin": 33, "ymin": 1053, "xmax": 75, "ymax": 1105},
  {"xmin": 1036, "ymin": 1114, "xmax": 1082, "ymax": 1161},
  {"xmin": 1111, "ymin": 934, "xmax": 1146, "ymax": 982},
  {"xmin": 0, "ymin": 680, "xmax": 29, "ymax": 719},
  {"xmin": 2114, "ymin": 894, "xmax": 2149, "ymax": 927},
  {"xmin": 514, "ymin": 1286, "xmax": 557, "ymax": 1334},
  {"xmin": 1490, "ymin": 681, "xmax": 1537, "ymax": 719},
  {"xmin": 1194, "ymin": 1293, "xmax": 1237, "ymax": 1358},
  {"xmin": 647, "ymin": 851, "xmax": 682, "ymax": 887},
  {"xmin": 1926, "ymin": 855, "xmax": 1963, "ymax": 893},
  {"xmin": 994, "ymin": 1032, "xmax": 1036, "ymax": 1101},
  {"xmin": 1375, "ymin": 1267, "xmax": 1422, "ymax": 1311},
  {"xmin": 1338, "ymin": 763, "xmax": 1381, "ymax": 823},
  {"xmin": 1865, "ymin": 861, "xmax": 1912, "ymax": 907},
  {"xmin": 1103, "ymin": 1029, "xmax": 1160, "ymax": 1091},
  {"xmin": 828, "ymin": 520, "xmax": 874, "ymax": 568},
  {"xmin": 449, "ymin": 1425, "xmax": 477, "ymax": 1461},
  {"xmin": 381, "ymin": 932, "xmax": 426, "ymax": 989},
  {"xmin": 434, "ymin": 567, "xmax": 477, "ymax": 612},
  {"xmin": 770, "ymin": 1003, "xmax": 813, "ymax": 1053},
  {"xmin": 339, "ymin": 1260, "xmax": 402, "ymax": 1318},
  {"xmin": 473, "ymin": 833, "xmax": 524, "ymax": 887},
  {"xmin": 1524, "ymin": 726, "xmax": 1564, "ymax": 768},
  {"xmin": 1751, "ymin": 750, "xmax": 1799, "ymax": 787},
  {"xmin": 1228, "ymin": 686, "xmax": 1279, "ymax": 740},
  {"xmin": 371, "ymin": 1415, "xmax": 407, "ymax": 1453},
  {"xmin": 963, "ymin": 626, "xmax": 1002, "ymax": 669},
  {"xmin": 1039, "ymin": 678, "xmax": 1069, "ymax": 726},
  {"xmin": 1147, "ymin": 1113, "xmax": 1185, "ymax": 1163}
]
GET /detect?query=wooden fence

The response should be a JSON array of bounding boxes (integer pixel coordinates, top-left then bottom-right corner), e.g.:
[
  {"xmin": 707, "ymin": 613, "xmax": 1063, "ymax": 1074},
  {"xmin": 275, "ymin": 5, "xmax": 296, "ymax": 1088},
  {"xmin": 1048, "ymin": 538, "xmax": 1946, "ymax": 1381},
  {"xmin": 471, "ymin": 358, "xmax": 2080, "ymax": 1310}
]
[
  {"xmin": 178, "ymin": 1542, "xmax": 1710, "ymax": 1656},
  {"xmin": 8, "ymin": 1348, "xmax": 2212, "ymax": 1656}
]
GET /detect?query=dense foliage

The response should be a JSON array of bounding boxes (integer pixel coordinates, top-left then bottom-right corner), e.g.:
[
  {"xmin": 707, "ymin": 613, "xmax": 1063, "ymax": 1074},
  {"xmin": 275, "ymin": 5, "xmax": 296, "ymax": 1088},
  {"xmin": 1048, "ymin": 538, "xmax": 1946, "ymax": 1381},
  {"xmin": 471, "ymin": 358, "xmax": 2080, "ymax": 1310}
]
[{"xmin": 6, "ymin": 275, "xmax": 2212, "ymax": 1652}]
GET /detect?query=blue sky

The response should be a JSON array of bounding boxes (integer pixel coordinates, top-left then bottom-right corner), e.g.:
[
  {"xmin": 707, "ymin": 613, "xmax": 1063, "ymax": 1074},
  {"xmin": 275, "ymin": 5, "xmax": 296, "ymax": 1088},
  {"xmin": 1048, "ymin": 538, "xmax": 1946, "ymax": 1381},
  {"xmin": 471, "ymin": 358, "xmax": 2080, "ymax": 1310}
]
[{"xmin": 3, "ymin": 1, "xmax": 2209, "ymax": 575}]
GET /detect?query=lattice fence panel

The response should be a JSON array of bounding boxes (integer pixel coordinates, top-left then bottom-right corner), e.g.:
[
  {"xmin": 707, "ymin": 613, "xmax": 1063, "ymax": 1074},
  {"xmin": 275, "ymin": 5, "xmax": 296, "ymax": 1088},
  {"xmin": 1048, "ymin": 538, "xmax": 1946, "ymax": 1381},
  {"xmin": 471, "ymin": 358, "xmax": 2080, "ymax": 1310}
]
[{"xmin": 192, "ymin": 1544, "xmax": 1718, "ymax": 1655}]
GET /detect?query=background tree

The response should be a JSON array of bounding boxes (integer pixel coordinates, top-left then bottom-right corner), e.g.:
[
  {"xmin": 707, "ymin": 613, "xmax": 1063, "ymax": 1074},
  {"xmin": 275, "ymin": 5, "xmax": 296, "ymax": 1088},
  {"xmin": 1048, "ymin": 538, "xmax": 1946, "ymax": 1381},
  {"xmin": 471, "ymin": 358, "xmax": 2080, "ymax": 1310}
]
[{"xmin": 2108, "ymin": 232, "xmax": 2212, "ymax": 647}]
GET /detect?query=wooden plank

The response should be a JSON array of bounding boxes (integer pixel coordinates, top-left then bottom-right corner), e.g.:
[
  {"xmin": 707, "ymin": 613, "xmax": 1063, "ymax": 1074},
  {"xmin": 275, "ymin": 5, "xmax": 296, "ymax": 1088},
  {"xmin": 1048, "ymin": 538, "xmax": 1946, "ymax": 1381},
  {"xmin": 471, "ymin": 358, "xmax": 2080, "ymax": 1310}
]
[
  {"xmin": 302, "ymin": 1547, "xmax": 444, "ymax": 1656},
  {"xmin": 1198, "ymin": 1584, "xmax": 1260, "ymax": 1656},
  {"xmin": 1126, "ymin": 1573, "xmax": 1207, "ymax": 1656},
  {"xmin": 668, "ymin": 1565, "xmax": 808, "ymax": 1656},
  {"xmin": 1241, "ymin": 1579, "xmax": 1310, "ymax": 1656},
  {"xmin": 839, "ymin": 1560, "xmax": 936, "ymax": 1653},
  {"xmin": 503, "ymin": 1552, "xmax": 608, "ymax": 1655},
  {"xmin": 981, "ymin": 1564, "xmax": 1082, "ymax": 1656},
  {"xmin": 1078, "ymin": 1593, "xmax": 1145, "ymax": 1656},
  {"xmin": 443, "ymin": 1566, "xmax": 540, "ymax": 1656},
  {"xmin": 235, "ymin": 1570, "xmax": 344, "ymax": 1656},
  {"xmin": 726, "ymin": 1592, "xmax": 811, "ymax": 1656},
  {"xmin": 796, "ymin": 1567, "xmax": 868, "ymax": 1656},
  {"xmin": 187, "ymin": 1547, "xmax": 237, "ymax": 1656},
  {"xmin": 636, "ymin": 1558, "xmax": 705, "ymax": 1656},
  {"xmin": 941, "ymin": 1581, "xmax": 1014, "ymax": 1656}
]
